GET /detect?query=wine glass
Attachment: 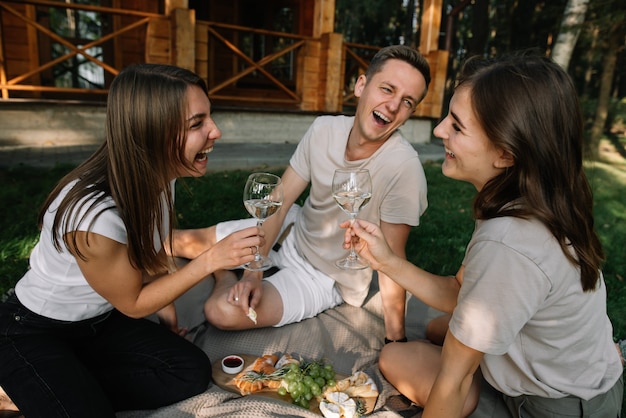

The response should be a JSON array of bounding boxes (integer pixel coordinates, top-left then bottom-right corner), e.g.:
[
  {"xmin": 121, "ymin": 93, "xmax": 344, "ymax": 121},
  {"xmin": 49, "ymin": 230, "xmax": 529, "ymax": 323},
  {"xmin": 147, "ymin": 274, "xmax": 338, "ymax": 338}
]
[
  {"xmin": 242, "ymin": 172, "xmax": 283, "ymax": 271},
  {"xmin": 332, "ymin": 169, "xmax": 372, "ymax": 269}
]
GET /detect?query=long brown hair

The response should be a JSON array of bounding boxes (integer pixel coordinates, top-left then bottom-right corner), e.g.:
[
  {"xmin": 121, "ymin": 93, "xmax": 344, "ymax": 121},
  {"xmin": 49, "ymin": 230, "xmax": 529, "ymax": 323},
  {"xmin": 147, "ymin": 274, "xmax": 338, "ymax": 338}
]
[
  {"xmin": 458, "ymin": 53, "xmax": 604, "ymax": 291},
  {"xmin": 39, "ymin": 64, "xmax": 209, "ymax": 275}
]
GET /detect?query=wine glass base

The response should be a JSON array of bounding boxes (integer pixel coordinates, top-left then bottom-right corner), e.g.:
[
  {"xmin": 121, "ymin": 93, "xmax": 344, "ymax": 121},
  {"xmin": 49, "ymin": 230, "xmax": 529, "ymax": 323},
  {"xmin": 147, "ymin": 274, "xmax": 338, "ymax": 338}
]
[
  {"xmin": 242, "ymin": 256, "xmax": 275, "ymax": 272},
  {"xmin": 335, "ymin": 257, "xmax": 369, "ymax": 270}
]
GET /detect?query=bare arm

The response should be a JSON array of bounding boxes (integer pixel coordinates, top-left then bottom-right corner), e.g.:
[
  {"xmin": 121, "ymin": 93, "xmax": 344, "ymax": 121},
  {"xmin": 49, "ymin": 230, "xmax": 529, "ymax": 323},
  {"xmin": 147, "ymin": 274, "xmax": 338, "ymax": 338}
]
[
  {"xmin": 72, "ymin": 227, "xmax": 262, "ymax": 318},
  {"xmin": 167, "ymin": 227, "xmax": 215, "ymax": 260},
  {"xmin": 423, "ymin": 330, "xmax": 483, "ymax": 418},
  {"xmin": 378, "ymin": 220, "xmax": 411, "ymax": 341},
  {"xmin": 255, "ymin": 165, "xmax": 308, "ymax": 257},
  {"xmin": 348, "ymin": 219, "xmax": 460, "ymax": 313},
  {"xmin": 214, "ymin": 166, "xmax": 309, "ymax": 311}
]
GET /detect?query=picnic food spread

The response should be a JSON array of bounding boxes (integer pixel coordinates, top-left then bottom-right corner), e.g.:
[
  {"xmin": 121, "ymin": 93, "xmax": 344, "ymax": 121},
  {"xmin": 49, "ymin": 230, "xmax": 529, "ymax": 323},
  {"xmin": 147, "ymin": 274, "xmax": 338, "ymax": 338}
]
[{"xmin": 213, "ymin": 353, "xmax": 378, "ymax": 417}]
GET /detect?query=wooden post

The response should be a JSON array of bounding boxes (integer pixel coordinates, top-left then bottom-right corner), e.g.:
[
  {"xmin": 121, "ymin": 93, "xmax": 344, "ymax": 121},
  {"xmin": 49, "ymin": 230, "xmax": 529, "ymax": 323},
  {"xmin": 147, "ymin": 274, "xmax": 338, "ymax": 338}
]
[
  {"xmin": 419, "ymin": 0, "xmax": 442, "ymax": 54},
  {"xmin": 0, "ymin": 15, "xmax": 7, "ymax": 98},
  {"xmin": 313, "ymin": 0, "xmax": 335, "ymax": 37},
  {"xmin": 171, "ymin": 8, "xmax": 195, "ymax": 70},
  {"xmin": 319, "ymin": 32, "xmax": 343, "ymax": 112},
  {"xmin": 416, "ymin": 0, "xmax": 447, "ymax": 119},
  {"xmin": 164, "ymin": 0, "xmax": 188, "ymax": 15}
]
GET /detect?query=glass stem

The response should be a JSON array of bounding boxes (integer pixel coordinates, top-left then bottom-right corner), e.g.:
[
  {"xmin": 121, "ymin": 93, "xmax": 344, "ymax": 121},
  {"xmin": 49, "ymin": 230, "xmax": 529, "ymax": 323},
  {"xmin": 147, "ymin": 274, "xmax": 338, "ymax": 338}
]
[
  {"xmin": 254, "ymin": 220, "xmax": 263, "ymax": 261},
  {"xmin": 348, "ymin": 216, "xmax": 358, "ymax": 261}
]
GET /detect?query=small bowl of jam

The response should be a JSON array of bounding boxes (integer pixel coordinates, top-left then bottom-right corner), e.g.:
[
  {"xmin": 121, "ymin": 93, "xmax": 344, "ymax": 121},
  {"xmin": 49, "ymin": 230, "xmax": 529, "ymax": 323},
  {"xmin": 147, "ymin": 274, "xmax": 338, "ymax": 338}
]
[{"xmin": 221, "ymin": 355, "xmax": 244, "ymax": 374}]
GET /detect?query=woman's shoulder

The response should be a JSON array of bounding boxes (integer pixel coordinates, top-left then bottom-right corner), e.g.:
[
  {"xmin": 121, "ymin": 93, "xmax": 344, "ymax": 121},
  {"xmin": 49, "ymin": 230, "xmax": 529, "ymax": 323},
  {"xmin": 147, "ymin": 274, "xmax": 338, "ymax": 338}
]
[{"xmin": 475, "ymin": 216, "xmax": 553, "ymax": 247}]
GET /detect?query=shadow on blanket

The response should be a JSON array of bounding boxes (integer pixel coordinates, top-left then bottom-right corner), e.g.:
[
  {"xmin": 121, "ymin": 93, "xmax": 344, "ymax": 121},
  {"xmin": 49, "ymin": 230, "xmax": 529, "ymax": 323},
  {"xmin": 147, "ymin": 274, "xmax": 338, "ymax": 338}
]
[{"xmin": 118, "ymin": 272, "xmax": 508, "ymax": 418}]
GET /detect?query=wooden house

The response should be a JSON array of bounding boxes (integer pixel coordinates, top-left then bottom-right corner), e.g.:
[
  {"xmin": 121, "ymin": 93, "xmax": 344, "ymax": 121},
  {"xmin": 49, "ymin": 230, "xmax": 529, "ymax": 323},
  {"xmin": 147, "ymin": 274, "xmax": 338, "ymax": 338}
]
[{"xmin": 0, "ymin": 0, "xmax": 448, "ymax": 146}]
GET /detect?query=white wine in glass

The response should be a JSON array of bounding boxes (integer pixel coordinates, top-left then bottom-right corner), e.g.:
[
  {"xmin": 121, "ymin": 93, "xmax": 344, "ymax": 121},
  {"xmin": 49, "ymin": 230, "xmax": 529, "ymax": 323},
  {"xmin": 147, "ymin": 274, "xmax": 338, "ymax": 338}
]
[
  {"xmin": 242, "ymin": 172, "xmax": 283, "ymax": 271},
  {"xmin": 332, "ymin": 169, "xmax": 372, "ymax": 270}
]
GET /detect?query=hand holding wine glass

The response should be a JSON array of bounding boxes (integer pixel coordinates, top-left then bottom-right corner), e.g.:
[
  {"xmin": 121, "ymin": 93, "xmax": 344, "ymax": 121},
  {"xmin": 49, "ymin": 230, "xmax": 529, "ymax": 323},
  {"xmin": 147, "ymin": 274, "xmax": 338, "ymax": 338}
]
[
  {"xmin": 332, "ymin": 169, "xmax": 372, "ymax": 269},
  {"xmin": 242, "ymin": 172, "xmax": 283, "ymax": 271}
]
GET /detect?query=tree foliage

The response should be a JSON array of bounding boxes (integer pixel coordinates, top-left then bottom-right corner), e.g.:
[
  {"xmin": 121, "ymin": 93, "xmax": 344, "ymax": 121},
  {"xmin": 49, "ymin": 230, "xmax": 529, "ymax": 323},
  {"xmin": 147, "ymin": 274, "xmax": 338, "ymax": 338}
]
[
  {"xmin": 334, "ymin": 0, "xmax": 625, "ymax": 157},
  {"xmin": 335, "ymin": 0, "xmax": 414, "ymax": 46}
]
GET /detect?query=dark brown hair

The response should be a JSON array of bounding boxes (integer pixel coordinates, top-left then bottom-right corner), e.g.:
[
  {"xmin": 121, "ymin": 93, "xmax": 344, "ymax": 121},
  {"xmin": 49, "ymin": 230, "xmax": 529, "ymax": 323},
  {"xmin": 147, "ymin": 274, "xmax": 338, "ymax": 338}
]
[
  {"xmin": 457, "ymin": 52, "xmax": 604, "ymax": 291},
  {"xmin": 39, "ymin": 64, "xmax": 209, "ymax": 275}
]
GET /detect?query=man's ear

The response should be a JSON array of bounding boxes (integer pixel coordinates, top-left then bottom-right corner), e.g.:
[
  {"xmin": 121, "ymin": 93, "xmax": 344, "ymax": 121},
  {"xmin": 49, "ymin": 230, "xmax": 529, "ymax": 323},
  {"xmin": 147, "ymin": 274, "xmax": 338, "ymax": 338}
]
[
  {"xmin": 354, "ymin": 74, "xmax": 367, "ymax": 98},
  {"xmin": 495, "ymin": 149, "xmax": 515, "ymax": 168}
]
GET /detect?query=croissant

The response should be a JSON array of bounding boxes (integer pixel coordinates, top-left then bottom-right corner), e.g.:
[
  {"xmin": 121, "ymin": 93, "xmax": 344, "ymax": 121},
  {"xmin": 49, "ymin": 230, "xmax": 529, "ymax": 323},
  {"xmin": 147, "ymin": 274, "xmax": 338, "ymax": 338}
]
[
  {"xmin": 234, "ymin": 378, "xmax": 264, "ymax": 395},
  {"xmin": 233, "ymin": 354, "xmax": 281, "ymax": 395}
]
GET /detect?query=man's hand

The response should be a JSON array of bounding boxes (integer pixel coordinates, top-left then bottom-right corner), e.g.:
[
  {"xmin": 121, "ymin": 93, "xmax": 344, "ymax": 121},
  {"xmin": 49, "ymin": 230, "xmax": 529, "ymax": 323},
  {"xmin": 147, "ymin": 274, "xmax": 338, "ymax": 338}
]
[{"xmin": 227, "ymin": 270, "xmax": 264, "ymax": 323}]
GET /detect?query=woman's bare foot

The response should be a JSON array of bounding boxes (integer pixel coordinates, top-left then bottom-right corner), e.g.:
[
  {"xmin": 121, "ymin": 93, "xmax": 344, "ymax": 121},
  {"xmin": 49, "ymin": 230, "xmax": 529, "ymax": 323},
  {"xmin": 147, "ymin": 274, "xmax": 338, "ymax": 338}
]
[{"xmin": 0, "ymin": 386, "xmax": 18, "ymax": 411}]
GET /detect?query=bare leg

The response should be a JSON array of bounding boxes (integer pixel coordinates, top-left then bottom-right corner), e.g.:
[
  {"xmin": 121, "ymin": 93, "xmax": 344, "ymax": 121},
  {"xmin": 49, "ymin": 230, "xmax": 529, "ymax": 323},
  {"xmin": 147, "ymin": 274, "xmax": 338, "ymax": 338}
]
[
  {"xmin": 203, "ymin": 270, "xmax": 284, "ymax": 330},
  {"xmin": 0, "ymin": 386, "xmax": 18, "ymax": 412},
  {"xmin": 616, "ymin": 340, "xmax": 626, "ymax": 366},
  {"xmin": 379, "ymin": 340, "xmax": 480, "ymax": 418},
  {"xmin": 426, "ymin": 314, "xmax": 452, "ymax": 346}
]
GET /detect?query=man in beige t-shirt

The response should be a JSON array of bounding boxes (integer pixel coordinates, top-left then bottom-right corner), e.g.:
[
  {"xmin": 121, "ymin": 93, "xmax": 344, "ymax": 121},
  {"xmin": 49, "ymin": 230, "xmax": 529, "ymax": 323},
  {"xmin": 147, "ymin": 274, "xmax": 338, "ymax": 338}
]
[{"xmin": 186, "ymin": 46, "xmax": 431, "ymax": 344}]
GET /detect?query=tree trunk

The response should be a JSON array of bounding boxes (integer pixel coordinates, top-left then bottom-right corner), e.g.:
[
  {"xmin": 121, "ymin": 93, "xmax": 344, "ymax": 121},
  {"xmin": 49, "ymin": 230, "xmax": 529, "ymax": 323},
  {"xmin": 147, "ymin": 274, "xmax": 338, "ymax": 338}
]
[
  {"xmin": 587, "ymin": 21, "xmax": 623, "ymax": 160},
  {"xmin": 552, "ymin": 0, "xmax": 589, "ymax": 69}
]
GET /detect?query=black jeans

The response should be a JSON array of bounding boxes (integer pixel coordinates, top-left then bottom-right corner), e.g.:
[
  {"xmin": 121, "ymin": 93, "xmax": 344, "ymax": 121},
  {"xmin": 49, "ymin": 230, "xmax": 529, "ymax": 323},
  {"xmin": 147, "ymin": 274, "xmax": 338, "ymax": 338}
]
[{"xmin": 0, "ymin": 294, "xmax": 211, "ymax": 417}]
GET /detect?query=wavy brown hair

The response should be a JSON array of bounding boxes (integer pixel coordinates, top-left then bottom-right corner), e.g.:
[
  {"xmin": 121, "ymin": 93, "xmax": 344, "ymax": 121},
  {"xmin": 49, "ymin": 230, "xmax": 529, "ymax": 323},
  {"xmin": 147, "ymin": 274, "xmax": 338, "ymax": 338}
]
[
  {"xmin": 457, "ymin": 52, "xmax": 604, "ymax": 291},
  {"xmin": 39, "ymin": 64, "xmax": 209, "ymax": 275}
]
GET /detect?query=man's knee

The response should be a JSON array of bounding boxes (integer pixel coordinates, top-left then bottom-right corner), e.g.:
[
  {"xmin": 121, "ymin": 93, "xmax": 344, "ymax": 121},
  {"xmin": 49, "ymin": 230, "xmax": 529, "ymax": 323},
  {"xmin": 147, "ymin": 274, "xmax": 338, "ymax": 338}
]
[{"xmin": 204, "ymin": 297, "xmax": 227, "ymax": 328}]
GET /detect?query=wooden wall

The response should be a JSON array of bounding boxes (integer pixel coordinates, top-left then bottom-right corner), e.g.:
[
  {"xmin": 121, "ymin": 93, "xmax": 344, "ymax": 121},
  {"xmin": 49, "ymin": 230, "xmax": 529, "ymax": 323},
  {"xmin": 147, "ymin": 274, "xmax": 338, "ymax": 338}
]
[
  {"xmin": 1, "ymin": 0, "xmax": 446, "ymax": 118},
  {"xmin": 1, "ymin": 3, "xmax": 40, "ymax": 97}
]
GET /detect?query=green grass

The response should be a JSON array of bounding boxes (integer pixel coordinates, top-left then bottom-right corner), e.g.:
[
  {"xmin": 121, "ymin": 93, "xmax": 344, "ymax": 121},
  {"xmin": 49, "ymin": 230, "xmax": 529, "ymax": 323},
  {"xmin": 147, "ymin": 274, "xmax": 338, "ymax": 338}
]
[
  {"xmin": 2, "ymin": 161, "xmax": 625, "ymax": 340},
  {"xmin": 1, "ymin": 158, "xmax": 625, "ymax": 411}
]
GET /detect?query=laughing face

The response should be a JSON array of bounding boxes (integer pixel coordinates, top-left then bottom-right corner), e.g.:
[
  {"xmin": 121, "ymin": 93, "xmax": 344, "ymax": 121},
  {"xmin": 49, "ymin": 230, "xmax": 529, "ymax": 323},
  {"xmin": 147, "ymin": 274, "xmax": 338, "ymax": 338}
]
[
  {"xmin": 351, "ymin": 59, "xmax": 427, "ymax": 147},
  {"xmin": 177, "ymin": 84, "xmax": 222, "ymax": 178},
  {"xmin": 433, "ymin": 85, "xmax": 512, "ymax": 191}
]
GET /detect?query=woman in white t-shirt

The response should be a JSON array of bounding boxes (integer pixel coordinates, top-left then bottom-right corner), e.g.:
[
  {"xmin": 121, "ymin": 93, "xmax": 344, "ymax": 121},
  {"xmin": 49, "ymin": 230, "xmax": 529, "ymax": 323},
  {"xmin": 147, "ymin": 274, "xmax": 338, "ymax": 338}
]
[
  {"xmin": 0, "ymin": 64, "xmax": 262, "ymax": 417},
  {"xmin": 345, "ymin": 53, "xmax": 623, "ymax": 417}
]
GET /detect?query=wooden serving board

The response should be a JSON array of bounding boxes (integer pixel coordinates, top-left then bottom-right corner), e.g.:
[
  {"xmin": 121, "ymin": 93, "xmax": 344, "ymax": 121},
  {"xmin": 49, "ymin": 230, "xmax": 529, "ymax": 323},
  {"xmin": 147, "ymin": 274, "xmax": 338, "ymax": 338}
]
[{"xmin": 212, "ymin": 354, "xmax": 376, "ymax": 416}]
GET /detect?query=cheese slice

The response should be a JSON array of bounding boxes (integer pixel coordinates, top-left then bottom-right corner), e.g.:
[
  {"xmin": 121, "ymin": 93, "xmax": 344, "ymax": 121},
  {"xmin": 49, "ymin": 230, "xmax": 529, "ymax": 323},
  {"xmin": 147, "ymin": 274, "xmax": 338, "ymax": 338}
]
[
  {"xmin": 247, "ymin": 307, "xmax": 257, "ymax": 324},
  {"xmin": 325, "ymin": 371, "xmax": 378, "ymax": 399},
  {"xmin": 319, "ymin": 391, "xmax": 357, "ymax": 418}
]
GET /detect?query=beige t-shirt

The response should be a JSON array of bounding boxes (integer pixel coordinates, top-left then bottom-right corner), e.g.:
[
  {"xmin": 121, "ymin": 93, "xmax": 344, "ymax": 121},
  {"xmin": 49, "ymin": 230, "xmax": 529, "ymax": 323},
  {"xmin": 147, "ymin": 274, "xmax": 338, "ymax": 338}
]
[
  {"xmin": 289, "ymin": 115, "xmax": 427, "ymax": 306},
  {"xmin": 450, "ymin": 216, "xmax": 622, "ymax": 400}
]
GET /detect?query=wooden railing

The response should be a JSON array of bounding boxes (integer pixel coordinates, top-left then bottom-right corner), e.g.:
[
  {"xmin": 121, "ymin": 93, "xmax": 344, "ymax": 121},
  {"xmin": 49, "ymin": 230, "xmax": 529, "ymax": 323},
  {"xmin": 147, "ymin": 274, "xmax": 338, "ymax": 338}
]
[
  {"xmin": 0, "ymin": 0, "xmax": 161, "ymax": 99},
  {"xmin": 0, "ymin": 2, "xmax": 388, "ymax": 114},
  {"xmin": 197, "ymin": 21, "xmax": 314, "ymax": 107},
  {"xmin": 341, "ymin": 42, "xmax": 381, "ymax": 110}
]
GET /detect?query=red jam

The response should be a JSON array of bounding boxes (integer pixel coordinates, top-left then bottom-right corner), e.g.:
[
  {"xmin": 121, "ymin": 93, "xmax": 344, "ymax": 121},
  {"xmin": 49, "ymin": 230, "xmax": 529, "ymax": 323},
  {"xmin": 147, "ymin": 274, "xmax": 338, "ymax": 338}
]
[{"xmin": 223, "ymin": 356, "xmax": 243, "ymax": 368}]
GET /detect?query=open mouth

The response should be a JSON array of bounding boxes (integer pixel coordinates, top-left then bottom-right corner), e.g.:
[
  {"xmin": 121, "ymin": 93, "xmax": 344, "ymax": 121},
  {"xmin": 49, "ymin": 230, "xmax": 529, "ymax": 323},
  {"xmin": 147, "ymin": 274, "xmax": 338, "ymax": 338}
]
[
  {"xmin": 195, "ymin": 147, "xmax": 213, "ymax": 162},
  {"xmin": 446, "ymin": 149, "xmax": 456, "ymax": 158},
  {"xmin": 373, "ymin": 110, "xmax": 391, "ymax": 125}
]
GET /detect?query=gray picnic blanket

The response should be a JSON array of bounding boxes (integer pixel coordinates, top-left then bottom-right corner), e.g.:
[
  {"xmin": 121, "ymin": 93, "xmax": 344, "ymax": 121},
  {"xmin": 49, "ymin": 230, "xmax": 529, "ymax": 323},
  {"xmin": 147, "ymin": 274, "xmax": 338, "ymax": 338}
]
[{"xmin": 117, "ymin": 272, "xmax": 509, "ymax": 418}]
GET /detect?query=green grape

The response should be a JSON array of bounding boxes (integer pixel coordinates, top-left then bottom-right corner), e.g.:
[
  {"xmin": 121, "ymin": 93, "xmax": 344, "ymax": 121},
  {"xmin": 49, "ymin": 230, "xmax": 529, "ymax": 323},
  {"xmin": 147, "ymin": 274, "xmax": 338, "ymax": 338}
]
[
  {"xmin": 297, "ymin": 381, "xmax": 306, "ymax": 393},
  {"xmin": 310, "ymin": 382, "xmax": 321, "ymax": 396},
  {"xmin": 288, "ymin": 381, "xmax": 298, "ymax": 394},
  {"xmin": 277, "ymin": 357, "xmax": 338, "ymax": 409},
  {"xmin": 308, "ymin": 366, "xmax": 320, "ymax": 378}
]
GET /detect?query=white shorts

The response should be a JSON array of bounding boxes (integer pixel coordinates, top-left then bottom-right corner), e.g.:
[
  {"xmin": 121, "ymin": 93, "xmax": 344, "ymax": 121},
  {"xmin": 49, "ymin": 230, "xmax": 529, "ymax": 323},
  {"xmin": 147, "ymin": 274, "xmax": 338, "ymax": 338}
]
[{"xmin": 215, "ymin": 206, "xmax": 343, "ymax": 327}]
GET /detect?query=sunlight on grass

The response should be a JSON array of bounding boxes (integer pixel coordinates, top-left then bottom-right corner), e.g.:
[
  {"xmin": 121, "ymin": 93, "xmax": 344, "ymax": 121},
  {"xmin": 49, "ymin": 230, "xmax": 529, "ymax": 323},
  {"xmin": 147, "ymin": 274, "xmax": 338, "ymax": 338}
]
[{"xmin": 0, "ymin": 159, "xmax": 624, "ymax": 342}]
